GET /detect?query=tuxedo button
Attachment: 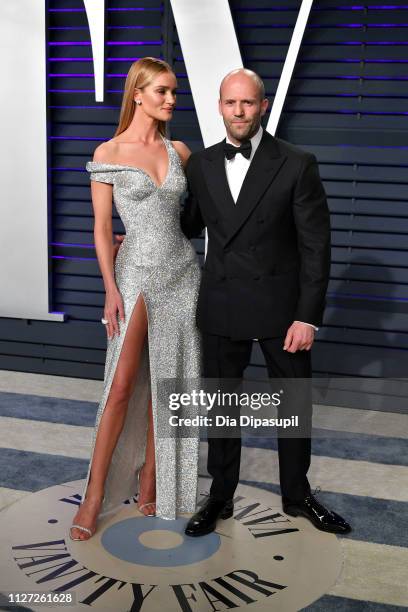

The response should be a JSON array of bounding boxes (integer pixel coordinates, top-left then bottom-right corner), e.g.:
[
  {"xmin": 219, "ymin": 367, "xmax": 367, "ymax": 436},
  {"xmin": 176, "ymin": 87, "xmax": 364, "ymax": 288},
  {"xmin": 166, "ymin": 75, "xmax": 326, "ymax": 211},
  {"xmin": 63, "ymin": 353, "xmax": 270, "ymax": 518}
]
[
  {"xmin": 249, "ymin": 246, "xmax": 256, "ymax": 251},
  {"xmin": 257, "ymin": 218, "xmax": 264, "ymax": 224},
  {"xmin": 254, "ymin": 275, "xmax": 260, "ymax": 280}
]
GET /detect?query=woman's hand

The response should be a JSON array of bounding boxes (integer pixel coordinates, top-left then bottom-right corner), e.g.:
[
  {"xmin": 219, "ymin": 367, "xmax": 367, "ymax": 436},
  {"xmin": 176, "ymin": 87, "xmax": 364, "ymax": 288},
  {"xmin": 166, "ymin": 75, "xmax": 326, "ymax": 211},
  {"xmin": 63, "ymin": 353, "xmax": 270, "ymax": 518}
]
[{"xmin": 104, "ymin": 287, "xmax": 125, "ymax": 339}]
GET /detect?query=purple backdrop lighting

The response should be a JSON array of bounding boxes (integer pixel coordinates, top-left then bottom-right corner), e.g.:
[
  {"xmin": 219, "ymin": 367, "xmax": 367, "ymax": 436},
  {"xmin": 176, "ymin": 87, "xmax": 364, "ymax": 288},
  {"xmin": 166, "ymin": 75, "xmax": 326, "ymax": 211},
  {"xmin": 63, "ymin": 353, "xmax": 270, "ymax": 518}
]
[
  {"xmin": 48, "ymin": 89, "xmax": 128, "ymax": 93},
  {"xmin": 49, "ymin": 26, "xmax": 155, "ymax": 30},
  {"xmin": 48, "ymin": 58, "xmax": 142, "ymax": 62},
  {"xmin": 106, "ymin": 7, "xmax": 161, "ymax": 11},
  {"xmin": 49, "ymin": 73, "xmax": 139, "ymax": 77},
  {"xmin": 49, "ymin": 41, "xmax": 161, "ymax": 46},
  {"xmin": 51, "ymin": 242, "xmax": 95, "ymax": 249},
  {"xmin": 48, "ymin": 7, "xmax": 160, "ymax": 12},
  {"xmin": 49, "ymin": 137, "xmax": 103, "ymax": 141},
  {"xmin": 49, "ymin": 73, "xmax": 96, "ymax": 77},
  {"xmin": 52, "ymin": 256, "xmax": 97, "ymax": 262},
  {"xmin": 49, "ymin": 105, "xmax": 119, "ymax": 109},
  {"xmin": 49, "ymin": 89, "xmax": 96, "ymax": 93}
]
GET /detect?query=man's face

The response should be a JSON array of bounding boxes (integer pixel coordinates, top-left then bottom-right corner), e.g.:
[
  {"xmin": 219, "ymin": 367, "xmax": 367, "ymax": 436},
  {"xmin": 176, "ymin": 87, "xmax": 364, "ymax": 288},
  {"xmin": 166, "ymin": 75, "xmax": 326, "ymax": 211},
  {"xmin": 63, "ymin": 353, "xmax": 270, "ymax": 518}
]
[{"xmin": 219, "ymin": 75, "xmax": 268, "ymax": 144}]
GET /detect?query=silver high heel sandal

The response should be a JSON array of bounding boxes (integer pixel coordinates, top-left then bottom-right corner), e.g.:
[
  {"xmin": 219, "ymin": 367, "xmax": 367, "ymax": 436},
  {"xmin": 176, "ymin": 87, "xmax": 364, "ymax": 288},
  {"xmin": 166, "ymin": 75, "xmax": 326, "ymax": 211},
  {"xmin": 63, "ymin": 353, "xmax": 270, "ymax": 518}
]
[
  {"xmin": 69, "ymin": 496, "xmax": 104, "ymax": 541},
  {"xmin": 137, "ymin": 466, "xmax": 156, "ymax": 517}
]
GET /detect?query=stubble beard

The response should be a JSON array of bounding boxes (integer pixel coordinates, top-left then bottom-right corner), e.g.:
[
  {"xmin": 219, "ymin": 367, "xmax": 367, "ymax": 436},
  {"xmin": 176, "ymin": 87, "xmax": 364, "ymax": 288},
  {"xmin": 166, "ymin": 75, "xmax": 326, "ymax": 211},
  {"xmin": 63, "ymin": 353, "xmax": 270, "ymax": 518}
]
[{"xmin": 226, "ymin": 117, "xmax": 261, "ymax": 143}]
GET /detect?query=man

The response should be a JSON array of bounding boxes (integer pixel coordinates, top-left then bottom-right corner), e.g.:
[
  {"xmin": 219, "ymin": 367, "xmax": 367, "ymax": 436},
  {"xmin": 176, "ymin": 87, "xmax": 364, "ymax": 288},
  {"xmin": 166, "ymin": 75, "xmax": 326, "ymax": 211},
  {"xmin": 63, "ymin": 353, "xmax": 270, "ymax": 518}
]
[{"xmin": 181, "ymin": 68, "xmax": 351, "ymax": 537}]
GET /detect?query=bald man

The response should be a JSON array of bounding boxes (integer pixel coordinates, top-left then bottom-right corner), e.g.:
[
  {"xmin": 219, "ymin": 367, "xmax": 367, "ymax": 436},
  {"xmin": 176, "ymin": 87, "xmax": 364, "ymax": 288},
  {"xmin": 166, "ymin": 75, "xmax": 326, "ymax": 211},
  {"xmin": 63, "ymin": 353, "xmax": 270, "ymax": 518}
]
[{"xmin": 181, "ymin": 69, "xmax": 351, "ymax": 537}]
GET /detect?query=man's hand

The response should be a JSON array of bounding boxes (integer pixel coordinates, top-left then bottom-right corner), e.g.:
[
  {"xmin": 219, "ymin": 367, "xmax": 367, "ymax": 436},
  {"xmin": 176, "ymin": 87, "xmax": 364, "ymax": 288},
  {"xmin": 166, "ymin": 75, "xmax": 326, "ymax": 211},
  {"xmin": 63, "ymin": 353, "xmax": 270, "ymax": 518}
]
[
  {"xmin": 283, "ymin": 321, "xmax": 315, "ymax": 353},
  {"xmin": 113, "ymin": 234, "xmax": 125, "ymax": 262}
]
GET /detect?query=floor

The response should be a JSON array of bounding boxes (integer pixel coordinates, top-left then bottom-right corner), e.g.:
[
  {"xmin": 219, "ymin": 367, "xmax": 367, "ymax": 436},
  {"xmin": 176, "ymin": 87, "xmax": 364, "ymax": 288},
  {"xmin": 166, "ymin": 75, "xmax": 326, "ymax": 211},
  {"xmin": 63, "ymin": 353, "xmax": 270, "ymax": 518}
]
[{"xmin": 0, "ymin": 370, "xmax": 407, "ymax": 611}]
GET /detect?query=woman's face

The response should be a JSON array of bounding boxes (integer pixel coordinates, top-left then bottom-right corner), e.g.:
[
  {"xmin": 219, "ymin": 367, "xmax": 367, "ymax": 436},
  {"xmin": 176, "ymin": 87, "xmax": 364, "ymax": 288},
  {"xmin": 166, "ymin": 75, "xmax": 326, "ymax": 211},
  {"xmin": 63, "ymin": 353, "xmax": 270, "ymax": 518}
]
[{"xmin": 135, "ymin": 71, "xmax": 177, "ymax": 123}]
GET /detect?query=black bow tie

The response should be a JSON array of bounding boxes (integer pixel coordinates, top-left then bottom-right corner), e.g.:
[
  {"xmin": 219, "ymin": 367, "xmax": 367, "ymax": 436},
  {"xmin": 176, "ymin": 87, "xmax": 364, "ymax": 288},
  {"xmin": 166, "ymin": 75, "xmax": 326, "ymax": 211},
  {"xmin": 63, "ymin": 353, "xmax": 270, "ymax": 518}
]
[{"xmin": 223, "ymin": 140, "xmax": 252, "ymax": 160}]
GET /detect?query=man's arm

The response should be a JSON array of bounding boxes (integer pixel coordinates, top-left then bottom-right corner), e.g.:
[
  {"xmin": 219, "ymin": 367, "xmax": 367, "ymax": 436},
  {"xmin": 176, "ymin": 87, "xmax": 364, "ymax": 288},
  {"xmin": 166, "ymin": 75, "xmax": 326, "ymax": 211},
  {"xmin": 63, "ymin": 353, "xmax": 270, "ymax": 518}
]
[
  {"xmin": 283, "ymin": 154, "xmax": 330, "ymax": 353},
  {"xmin": 180, "ymin": 154, "xmax": 206, "ymax": 239},
  {"xmin": 292, "ymin": 153, "xmax": 331, "ymax": 326}
]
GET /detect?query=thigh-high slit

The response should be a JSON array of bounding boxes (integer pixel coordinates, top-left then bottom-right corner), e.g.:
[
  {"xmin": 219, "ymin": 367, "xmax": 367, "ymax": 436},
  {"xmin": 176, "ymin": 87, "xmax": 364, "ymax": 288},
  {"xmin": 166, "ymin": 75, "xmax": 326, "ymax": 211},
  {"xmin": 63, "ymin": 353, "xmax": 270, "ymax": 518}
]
[
  {"xmin": 81, "ymin": 292, "xmax": 151, "ymax": 516},
  {"xmin": 81, "ymin": 261, "xmax": 202, "ymax": 520}
]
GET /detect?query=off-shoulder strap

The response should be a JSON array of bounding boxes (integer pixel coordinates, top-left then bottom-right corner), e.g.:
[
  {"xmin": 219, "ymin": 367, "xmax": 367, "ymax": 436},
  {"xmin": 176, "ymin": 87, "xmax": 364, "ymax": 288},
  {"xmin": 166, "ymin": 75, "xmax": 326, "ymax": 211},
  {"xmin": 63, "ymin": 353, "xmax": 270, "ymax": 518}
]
[{"xmin": 86, "ymin": 161, "xmax": 117, "ymax": 185}]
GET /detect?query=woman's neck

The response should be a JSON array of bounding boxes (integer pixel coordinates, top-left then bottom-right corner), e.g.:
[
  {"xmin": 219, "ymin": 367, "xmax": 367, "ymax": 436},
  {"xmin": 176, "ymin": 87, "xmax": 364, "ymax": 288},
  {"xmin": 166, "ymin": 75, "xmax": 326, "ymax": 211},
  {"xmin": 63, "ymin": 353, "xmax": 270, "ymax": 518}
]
[{"xmin": 120, "ymin": 113, "xmax": 161, "ymax": 143}]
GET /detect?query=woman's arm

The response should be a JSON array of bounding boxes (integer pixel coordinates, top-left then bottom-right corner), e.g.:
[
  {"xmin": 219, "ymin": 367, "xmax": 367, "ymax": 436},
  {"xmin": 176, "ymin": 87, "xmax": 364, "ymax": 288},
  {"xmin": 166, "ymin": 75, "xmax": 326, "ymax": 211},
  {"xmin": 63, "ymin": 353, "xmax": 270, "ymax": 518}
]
[
  {"xmin": 90, "ymin": 144, "xmax": 125, "ymax": 337},
  {"xmin": 172, "ymin": 141, "xmax": 205, "ymax": 238},
  {"xmin": 91, "ymin": 144, "xmax": 116, "ymax": 292},
  {"xmin": 92, "ymin": 181, "xmax": 117, "ymax": 290}
]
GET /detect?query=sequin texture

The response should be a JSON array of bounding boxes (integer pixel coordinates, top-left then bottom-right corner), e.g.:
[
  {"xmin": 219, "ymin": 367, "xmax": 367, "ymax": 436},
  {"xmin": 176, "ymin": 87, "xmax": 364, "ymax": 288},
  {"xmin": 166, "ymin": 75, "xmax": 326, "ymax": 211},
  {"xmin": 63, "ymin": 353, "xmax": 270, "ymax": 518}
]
[{"xmin": 83, "ymin": 137, "xmax": 201, "ymax": 519}]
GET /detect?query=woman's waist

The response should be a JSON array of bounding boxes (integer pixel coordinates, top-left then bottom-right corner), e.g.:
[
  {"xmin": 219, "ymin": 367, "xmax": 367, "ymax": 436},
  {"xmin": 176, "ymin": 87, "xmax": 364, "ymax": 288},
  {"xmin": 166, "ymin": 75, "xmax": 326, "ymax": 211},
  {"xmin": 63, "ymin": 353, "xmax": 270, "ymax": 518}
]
[
  {"xmin": 115, "ymin": 245, "xmax": 198, "ymax": 270},
  {"xmin": 114, "ymin": 252, "xmax": 200, "ymax": 288},
  {"xmin": 118, "ymin": 234, "xmax": 196, "ymax": 260}
]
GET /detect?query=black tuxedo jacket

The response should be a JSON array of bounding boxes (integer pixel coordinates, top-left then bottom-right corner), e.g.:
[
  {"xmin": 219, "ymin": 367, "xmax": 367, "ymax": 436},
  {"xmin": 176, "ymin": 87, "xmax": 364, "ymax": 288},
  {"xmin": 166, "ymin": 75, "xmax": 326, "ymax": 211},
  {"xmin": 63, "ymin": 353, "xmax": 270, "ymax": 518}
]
[{"xmin": 180, "ymin": 130, "xmax": 331, "ymax": 340}]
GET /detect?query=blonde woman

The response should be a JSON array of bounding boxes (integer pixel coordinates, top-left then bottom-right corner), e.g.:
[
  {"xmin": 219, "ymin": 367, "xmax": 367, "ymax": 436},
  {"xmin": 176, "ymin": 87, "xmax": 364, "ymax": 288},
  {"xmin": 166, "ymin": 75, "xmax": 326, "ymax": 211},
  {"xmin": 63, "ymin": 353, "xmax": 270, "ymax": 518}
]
[{"xmin": 70, "ymin": 58, "xmax": 201, "ymax": 540}]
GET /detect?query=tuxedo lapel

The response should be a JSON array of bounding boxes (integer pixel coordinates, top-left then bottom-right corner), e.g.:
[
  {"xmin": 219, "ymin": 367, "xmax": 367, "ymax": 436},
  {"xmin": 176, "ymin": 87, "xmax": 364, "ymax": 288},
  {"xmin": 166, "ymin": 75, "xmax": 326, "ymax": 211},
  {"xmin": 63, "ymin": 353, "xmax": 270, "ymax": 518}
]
[
  {"xmin": 201, "ymin": 142, "xmax": 236, "ymax": 216},
  {"xmin": 223, "ymin": 132, "xmax": 287, "ymax": 246}
]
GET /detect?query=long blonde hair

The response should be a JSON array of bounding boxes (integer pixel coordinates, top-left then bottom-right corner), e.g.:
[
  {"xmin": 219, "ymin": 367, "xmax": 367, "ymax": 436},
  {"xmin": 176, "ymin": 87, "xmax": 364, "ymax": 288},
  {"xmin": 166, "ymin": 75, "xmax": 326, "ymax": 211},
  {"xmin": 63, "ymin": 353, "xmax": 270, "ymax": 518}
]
[{"xmin": 114, "ymin": 57, "xmax": 174, "ymax": 138}]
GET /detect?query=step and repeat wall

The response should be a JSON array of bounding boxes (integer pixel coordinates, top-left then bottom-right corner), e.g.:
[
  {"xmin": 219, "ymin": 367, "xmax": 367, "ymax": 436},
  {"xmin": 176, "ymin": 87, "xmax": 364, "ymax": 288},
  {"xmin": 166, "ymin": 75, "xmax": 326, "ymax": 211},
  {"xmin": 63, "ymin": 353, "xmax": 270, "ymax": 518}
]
[{"xmin": 0, "ymin": 0, "xmax": 406, "ymax": 382}]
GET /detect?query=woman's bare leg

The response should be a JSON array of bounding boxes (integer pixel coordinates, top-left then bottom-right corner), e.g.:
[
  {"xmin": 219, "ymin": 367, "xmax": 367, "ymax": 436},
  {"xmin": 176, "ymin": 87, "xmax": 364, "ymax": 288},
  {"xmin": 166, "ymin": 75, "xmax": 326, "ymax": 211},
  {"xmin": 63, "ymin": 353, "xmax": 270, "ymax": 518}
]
[
  {"xmin": 71, "ymin": 294, "xmax": 156, "ymax": 539},
  {"xmin": 138, "ymin": 396, "xmax": 156, "ymax": 514}
]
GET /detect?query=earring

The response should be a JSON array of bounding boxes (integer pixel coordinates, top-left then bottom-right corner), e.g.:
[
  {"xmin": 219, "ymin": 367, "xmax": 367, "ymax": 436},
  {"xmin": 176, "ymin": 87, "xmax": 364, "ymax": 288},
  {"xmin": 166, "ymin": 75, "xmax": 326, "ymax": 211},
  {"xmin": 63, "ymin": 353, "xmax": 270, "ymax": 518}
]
[{"xmin": 135, "ymin": 100, "xmax": 142, "ymax": 105}]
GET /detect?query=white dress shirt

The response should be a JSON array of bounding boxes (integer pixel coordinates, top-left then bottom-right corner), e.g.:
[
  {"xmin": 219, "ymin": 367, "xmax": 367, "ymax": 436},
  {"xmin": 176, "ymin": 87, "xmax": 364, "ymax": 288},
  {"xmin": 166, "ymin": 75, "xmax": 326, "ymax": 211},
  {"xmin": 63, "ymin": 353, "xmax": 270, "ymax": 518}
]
[
  {"xmin": 224, "ymin": 126, "xmax": 318, "ymax": 332},
  {"xmin": 225, "ymin": 125, "xmax": 263, "ymax": 203}
]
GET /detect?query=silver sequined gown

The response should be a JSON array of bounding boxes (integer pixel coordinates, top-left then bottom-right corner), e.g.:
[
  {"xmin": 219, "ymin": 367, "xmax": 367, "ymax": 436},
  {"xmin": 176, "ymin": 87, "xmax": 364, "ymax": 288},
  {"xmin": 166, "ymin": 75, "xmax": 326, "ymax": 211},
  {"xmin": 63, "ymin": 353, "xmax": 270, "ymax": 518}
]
[{"xmin": 84, "ymin": 136, "xmax": 201, "ymax": 520}]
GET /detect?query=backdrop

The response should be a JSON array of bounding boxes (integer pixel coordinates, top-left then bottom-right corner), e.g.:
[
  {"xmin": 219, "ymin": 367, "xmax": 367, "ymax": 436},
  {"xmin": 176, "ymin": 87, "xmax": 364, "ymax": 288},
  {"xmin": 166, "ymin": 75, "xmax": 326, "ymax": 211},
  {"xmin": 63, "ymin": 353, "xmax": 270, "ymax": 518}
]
[{"xmin": 0, "ymin": 0, "xmax": 407, "ymax": 383}]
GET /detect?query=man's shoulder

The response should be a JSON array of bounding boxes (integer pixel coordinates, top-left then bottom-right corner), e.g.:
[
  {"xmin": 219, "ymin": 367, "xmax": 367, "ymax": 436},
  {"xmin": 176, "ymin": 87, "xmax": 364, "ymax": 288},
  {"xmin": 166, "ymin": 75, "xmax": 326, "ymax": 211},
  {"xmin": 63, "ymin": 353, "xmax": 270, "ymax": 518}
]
[
  {"xmin": 190, "ymin": 140, "xmax": 223, "ymax": 161},
  {"xmin": 186, "ymin": 142, "xmax": 223, "ymax": 176},
  {"xmin": 271, "ymin": 135, "xmax": 315, "ymax": 163}
]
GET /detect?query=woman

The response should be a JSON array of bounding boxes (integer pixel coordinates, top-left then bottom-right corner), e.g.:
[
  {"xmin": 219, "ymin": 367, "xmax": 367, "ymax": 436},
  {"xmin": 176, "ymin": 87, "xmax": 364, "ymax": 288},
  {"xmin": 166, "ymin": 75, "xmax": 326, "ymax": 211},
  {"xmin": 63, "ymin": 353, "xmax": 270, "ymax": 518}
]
[{"xmin": 70, "ymin": 57, "xmax": 201, "ymax": 540}]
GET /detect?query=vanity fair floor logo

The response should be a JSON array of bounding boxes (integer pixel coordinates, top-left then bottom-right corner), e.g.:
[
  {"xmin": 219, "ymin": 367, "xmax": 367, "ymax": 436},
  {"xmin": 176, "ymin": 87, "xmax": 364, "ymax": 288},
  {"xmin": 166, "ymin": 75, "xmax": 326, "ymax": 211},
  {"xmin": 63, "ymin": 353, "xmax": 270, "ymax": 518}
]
[{"xmin": 0, "ymin": 479, "xmax": 341, "ymax": 611}]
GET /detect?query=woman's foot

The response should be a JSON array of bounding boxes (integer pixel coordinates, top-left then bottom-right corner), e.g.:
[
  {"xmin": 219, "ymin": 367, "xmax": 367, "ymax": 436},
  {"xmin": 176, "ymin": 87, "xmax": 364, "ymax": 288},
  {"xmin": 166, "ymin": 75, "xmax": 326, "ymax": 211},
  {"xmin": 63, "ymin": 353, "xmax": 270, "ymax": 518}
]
[
  {"xmin": 138, "ymin": 464, "xmax": 156, "ymax": 516},
  {"xmin": 69, "ymin": 495, "xmax": 103, "ymax": 541}
]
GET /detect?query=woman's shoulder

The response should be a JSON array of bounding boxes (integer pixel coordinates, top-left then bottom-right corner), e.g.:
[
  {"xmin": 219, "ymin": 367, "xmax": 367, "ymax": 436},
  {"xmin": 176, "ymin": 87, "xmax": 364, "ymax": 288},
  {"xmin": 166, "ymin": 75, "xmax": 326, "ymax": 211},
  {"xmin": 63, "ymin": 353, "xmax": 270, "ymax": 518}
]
[
  {"xmin": 86, "ymin": 140, "xmax": 121, "ymax": 180},
  {"xmin": 92, "ymin": 140, "xmax": 119, "ymax": 163}
]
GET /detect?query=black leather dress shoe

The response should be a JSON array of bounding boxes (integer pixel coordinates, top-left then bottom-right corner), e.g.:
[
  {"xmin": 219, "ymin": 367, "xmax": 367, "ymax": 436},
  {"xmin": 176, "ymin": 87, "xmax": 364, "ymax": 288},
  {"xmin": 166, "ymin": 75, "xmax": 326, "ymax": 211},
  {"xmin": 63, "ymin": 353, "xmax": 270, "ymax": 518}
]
[
  {"xmin": 282, "ymin": 494, "xmax": 351, "ymax": 534},
  {"xmin": 185, "ymin": 497, "xmax": 234, "ymax": 537}
]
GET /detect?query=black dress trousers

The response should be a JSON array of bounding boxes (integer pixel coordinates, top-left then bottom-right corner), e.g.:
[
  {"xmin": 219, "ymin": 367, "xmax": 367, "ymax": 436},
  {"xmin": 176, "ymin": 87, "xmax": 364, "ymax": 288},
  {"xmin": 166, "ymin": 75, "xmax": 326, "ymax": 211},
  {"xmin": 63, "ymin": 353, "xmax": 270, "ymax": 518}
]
[{"xmin": 202, "ymin": 332, "xmax": 313, "ymax": 503}]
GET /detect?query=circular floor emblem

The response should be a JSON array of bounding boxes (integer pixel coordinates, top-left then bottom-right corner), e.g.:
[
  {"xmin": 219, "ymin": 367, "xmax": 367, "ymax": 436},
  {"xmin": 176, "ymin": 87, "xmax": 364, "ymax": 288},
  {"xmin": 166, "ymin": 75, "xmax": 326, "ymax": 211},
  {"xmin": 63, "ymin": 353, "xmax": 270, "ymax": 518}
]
[
  {"xmin": 101, "ymin": 517, "xmax": 221, "ymax": 566},
  {"xmin": 0, "ymin": 478, "xmax": 342, "ymax": 611}
]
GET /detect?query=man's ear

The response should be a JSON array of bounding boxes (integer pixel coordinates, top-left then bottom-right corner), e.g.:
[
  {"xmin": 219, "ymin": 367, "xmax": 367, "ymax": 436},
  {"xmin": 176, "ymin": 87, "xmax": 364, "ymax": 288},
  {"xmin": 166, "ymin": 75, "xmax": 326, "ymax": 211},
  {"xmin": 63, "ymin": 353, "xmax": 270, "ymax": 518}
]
[
  {"xmin": 260, "ymin": 98, "xmax": 269, "ymax": 116},
  {"xmin": 218, "ymin": 98, "xmax": 223, "ymax": 115}
]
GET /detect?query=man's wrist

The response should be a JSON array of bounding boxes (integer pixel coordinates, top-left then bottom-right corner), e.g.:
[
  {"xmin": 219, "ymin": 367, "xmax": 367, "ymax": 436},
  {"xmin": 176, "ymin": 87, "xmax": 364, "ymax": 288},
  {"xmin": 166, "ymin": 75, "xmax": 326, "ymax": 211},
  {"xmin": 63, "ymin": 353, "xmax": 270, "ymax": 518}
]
[{"xmin": 294, "ymin": 320, "xmax": 319, "ymax": 332}]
